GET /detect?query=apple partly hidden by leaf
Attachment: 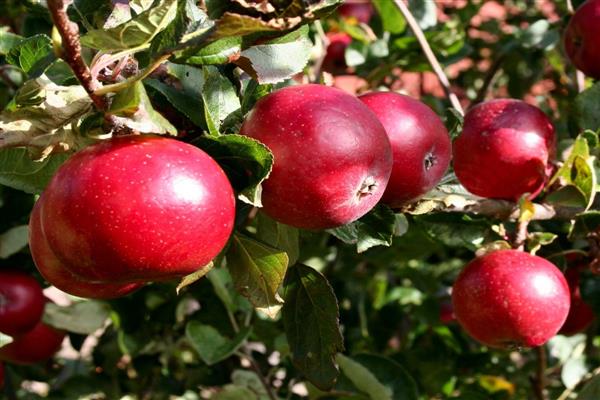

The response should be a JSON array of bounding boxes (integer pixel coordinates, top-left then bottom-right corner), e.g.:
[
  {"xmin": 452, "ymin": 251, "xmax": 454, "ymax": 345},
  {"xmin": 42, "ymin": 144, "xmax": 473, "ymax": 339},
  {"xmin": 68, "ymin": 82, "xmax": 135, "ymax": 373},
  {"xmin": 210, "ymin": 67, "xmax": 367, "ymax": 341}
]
[
  {"xmin": 0, "ymin": 270, "xmax": 45, "ymax": 337},
  {"xmin": 564, "ymin": 0, "xmax": 600, "ymax": 79},
  {"xmin": 453, "ymin": 99, "xmax": 555, "ymax": 200},
  {"xmin": 240, "ymin": 84, "xmax": 392, "ymax": 229},
  {"xmin": 0, "ymin": 318, "xmax": 65, "ymax": 365},
  {"xmin": 452, "ymin": 249, "xmax": 570, "ymax": 349},
  {"xmin": 359, "ymin": 92, "xmax": 451, "ymax": 206},
  {"xmin": 32, "ymin": 135, "xmax": 235, "ymax": 285}
]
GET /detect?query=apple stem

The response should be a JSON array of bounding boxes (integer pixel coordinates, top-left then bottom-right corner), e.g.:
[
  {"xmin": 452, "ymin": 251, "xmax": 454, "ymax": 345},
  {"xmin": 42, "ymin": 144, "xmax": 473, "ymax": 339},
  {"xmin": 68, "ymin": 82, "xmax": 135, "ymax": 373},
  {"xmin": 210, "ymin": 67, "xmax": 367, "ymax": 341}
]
[
  {"xmin": 513, "ymin": 219, "xmax": 529, "ymax": 251},
  {"xmin": 391, "ymin": 0, "xmax": 464, "ymax": 116}
]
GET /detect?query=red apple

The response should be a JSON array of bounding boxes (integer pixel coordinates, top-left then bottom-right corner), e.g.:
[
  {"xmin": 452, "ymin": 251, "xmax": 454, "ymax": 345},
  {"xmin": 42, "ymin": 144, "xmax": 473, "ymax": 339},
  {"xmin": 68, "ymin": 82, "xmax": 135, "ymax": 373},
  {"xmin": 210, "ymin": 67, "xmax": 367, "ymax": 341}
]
[
  {"xmin": 35, "ymin": 135, "xmax": 235, "ymax": 284},
  {"xmin": 338, "ymin": 0, "xmax": 374, "ymax": 24},
  {"xmin": 452, "ymin": 249, "xmax": 570, "ymax": 348},
  {"xmin": 439, "ymin": 299, "xmax": 456, "ymax": 324},
  {"xmin": 0, "ymin": 270, "xmax": 45, "ymax": 337},
  {"xmin": 559, "ymin": 266, "xmax": 595, "ymax": 335},
  {"xmin": 240, "ymin": 84, "xmax": 392, "ymax": 229},
  {"xmin": 0, "ymin": 319, "xmax": 65, "ymax": 365},
  {"xmin": 323, "ymin": 32, "xmax": 352, "ymax": 74},
  {"xmin": 29, "ymin": 200, "xmax": 143, "ymax": 299},
  {"xmin": 359, "ymin": 92, "xmax": 451, "ymax": 206},
  {"xmin": 564, "ymin": 0, "xmax": 600, "ymax": 79},
  {"xmin": 453, "ymin": 99, "xmax": 555, "ymax": 200}
]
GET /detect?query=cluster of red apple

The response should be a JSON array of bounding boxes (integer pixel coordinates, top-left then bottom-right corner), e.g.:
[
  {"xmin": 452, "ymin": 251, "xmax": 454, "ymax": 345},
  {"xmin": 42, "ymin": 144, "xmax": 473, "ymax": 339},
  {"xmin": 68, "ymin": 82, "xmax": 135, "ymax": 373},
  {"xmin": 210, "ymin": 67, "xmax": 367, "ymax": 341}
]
[{"xmin": 0, "ymin": 270, "xmax": 66, "ymax": 377}]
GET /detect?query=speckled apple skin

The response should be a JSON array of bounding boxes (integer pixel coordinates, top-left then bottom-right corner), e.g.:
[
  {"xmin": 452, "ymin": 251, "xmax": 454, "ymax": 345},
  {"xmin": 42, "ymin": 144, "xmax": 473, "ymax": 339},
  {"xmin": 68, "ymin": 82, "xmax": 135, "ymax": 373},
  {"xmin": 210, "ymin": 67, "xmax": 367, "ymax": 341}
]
[
  {"xmin": 29, "ymin": 200, "xmax": 142, "ymax": 298},
  {"xmin": 38, "ymin": 135, "xmax": 235, "ymax": 283},
  {"xmin": 452, "ymin": 250, "xmax": 570, "ymax": 349},
  {"xmin": 0, "ymin": 319, "xmax": 65, "ymax": 365},
  {"xmin": 0, "ymin": 270, "xmax": 45, "ymax": 337},
  {"xmin": 359, "ymin": 92, "xmax": 451, "ymax": 206},
  {"xmin": 240, "ymin": 84, "xmax": 392, "ymax": 229},
  {"xmin": 564, "ymin": 0, "xmax": 600, "ymax": 79},
  {"xmin": 453, "ymin": 99, "xmax": 555, "ymax": 200},
  {"xmin": 559, "ymin": 266, "xmax": 595, "ymax": 336}
]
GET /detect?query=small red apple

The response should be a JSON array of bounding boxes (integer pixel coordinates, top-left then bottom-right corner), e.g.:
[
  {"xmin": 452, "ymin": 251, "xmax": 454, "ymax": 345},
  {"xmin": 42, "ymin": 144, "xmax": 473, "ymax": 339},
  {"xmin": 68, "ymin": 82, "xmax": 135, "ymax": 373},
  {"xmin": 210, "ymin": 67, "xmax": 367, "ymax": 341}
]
[
  {"xmin": 564, "ymin": 0, "xmax": 600, "ymax": 79},
  {"xmin": 0, "ymin": 270, "xmax": 45, "ymax": 337},
  {"xmin": 452, "ymin": 249, "xmax": 570, "ymax": 348},
  {"xmin": 453, "ymin": 99, "xmax": 555, "ymax": 200},
  {"xmin": 359, "ymin": 92, "xmax": 451, "ymax": 206},
  {"xmin": 35, "ymin": 135, "xmax": 235, "ymax": 284},
  {"xmin": 439, "ymin": 299, "xmax": 456, "ymax": 324},
  {"xmin": 240, "ymin": 84, "xmax": 392, "ymax": 229},
  {"xmin": 559, "ymin": 266, "xmax": 595, "ymax": 335},
  {"xmin": 0, "ymin": 319, "xmax": 65, "ymax": 365},
  {"xmin": 29, "ymin": 201, "xmax": 142, "ymax": 299},
  {"xmin": 338, "ymin": 0, "xmax": 374, "ymax": 24},
  {"xmin": 323, "ymin": 32, "xmax": 352, "ymax": 73}
]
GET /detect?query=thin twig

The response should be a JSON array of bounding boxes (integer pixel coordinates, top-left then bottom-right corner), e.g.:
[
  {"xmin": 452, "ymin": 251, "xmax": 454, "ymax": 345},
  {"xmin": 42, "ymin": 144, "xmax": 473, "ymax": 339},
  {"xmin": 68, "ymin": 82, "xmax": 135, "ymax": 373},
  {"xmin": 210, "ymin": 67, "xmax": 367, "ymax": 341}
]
[
  {"xmin": 47, "ymin": 0, "xmax": 107, "ymax": 110},
  {"xmin": 391, "ymin": 0, "xmax": 464, "ymax": 115},
  {"xmin": 532, "ymin": 346, "xmax": 548, "ymax": 400},
  {"xmin": 94, "ymin": 54, "xmax": 171, "ymax": 96},
  {"xmin": 513, "ymin": 219, "xmax": 530, "ymax": 251}
]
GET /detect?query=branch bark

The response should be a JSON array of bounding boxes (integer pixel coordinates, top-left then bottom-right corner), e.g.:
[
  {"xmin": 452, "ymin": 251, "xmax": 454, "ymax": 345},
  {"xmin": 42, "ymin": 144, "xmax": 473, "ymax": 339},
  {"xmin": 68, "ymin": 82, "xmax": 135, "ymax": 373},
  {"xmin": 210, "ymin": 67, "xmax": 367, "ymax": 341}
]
[
  {"xmin": 391, "ymin": 0, "xmax": 464, "ymax": 115},
  {"xmin": 532, "ymin": 346, "xmax": 549, "ymax": 400},
  {"xmin": 47, "ymin": 0, "xmax": 107, "ymax": 110}
]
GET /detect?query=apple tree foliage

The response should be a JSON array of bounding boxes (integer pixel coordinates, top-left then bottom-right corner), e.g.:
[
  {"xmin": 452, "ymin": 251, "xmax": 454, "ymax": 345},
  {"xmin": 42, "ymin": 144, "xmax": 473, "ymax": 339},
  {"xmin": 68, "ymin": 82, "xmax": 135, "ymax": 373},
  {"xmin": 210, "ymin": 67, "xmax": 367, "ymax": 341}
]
[{"xmin": 0, "ymin": 0, "xmax": 600, "ymax": 399}]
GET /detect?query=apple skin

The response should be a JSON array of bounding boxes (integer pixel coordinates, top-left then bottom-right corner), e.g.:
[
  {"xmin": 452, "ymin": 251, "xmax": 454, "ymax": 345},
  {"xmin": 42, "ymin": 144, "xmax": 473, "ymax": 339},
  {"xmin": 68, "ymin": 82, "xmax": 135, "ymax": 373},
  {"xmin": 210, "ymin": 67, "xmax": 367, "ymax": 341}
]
[
  {"xmin": 29, "ymin": 200, "xmax": 143, "ymax": 299},
  {"xmin": 564, "ymin": 0, "xmax": 600, "ymax": 79},
  {"xmin": 323, "ymin": 32, "xmax": 352, "ymax": 73},
  {"xmin": 0, "ymin": 270, "xmax": 45, "ymax": 337},
  {"xmin": 559, "ymin": 266, "xmax": 595, "ymax": 336},
  {"xmin": 338, "ymin": 1, "xmax": 374, "ymax": 24},
  {"xmin": 0, "ymin": 319, "xmax": 65, "ymax": 365},
  {"xmin": 359, "ymin": 92, "xmax": 451, "ymax": 206},
  {"xmin": 453, "ymin": 99, "xmax": 555, "ymax": 200},
  {"xmin": 240, "ymin": 84, "xmax": 392, "ymax": 229},
  {"xmin": 452, "ymin": 250, "xmax": 570, "ymax": 349},
  {"xmin": 37, "ymin": 135, "xmax": 235, "ymax": 283}
]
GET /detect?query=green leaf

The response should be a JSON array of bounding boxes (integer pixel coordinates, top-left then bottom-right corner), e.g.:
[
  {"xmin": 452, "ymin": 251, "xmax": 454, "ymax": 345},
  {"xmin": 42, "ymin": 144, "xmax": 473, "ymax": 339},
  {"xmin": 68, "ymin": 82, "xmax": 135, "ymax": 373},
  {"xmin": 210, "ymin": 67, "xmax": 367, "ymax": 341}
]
[
  {"xmin": 108, "ymin": 81, "xmax": 177, "ymax": 135},
  {"xmin": 575, "ymin": 82, "xmax": 600, "ymax": 132},
  {"xmin": 256, "ymin": 213, "xmax": 300, "ymax": 266},
  {"xmin": 213, "ymin": 386, "xmax": 258, "ymax": 400},
  {"xmin": 526, "ymin": 232, "xmax": 557, "ymax": 255},
  {"xmin": 328, "ymin": 204, "xmax": 398, "ymax": 253},
  {"xmin": 0, "ymin": 225, "xmax": 29, "ymax": 259},
  {"xmin": 373, "ymin": 0, "xmax": 406, "ymax": 34},
  {"xmin": 176, "ymin": 36, "xmax": 242, "ymax": 65},
  {"xmin": 578, "ymin": 374, "xmax": 600, "ymax": 399},
  {"xmin": 0, "ymin": 332, "xmax": 13, "ymax": 349},
  {"xmin": 207, "ymin": 267, "xmax": 237, "ymax": 313},
  {"xmin": 201, "ymin": 66, "xmax": 241, "ymax": 136},
  {"xmin": 176, "ymin": 262, "xmax": 214, "ymax": 294},
  {"xmin": 336, "ymin": 354, "xmax": 419, "ymax": 400},
  {"xmin": 282, "ymin": 264, "xmax": 344, "ymax": 391},
  {"xmin": 43, "ymin": 301, "xmax": 111, "ymax": 335},
  {"xmin": 562, "ymin": 356, "xmax": 588, "ymax": 389},
  {"xmin": 409, "ymin": 0, "xmax": 437, "ymax": 30},
  {"xmin": 570, "ymin": 211, "xmax": 600, "ymax": 239},
  {"xmin": 226, "ymin": 233, "xmax": 288, "ymax": 318},
  {"xmin": 547, "ymin": 134, "xmax": 596, "ymax": 210},
  {"xmin": 0, "ymin": 149, "xmax": 69, "ymax": 194},
  {"xmin": 194, "ymin": 134, "xmax": 273, "ymax": 207},
  {"xmin": 185, "ymin": 321, "xmax": 251, "ymax": 365},
  {"xmin": 80, "ymin": 0, "xmax": 178, "ymax": 51},
  {"xmin": 236, "ymin": 26, "xmax": 312, "ymax": 84},
  {"xmin": 6, "ymin": 34, "xmax": 55, "ymax": 76},
  {"xmin": 0, "ymin": 29, "xmax": 23, "ymax": 55},
  {"xmin": 229, "ymin": 370, "xmax": 270, "ymax": 399}
]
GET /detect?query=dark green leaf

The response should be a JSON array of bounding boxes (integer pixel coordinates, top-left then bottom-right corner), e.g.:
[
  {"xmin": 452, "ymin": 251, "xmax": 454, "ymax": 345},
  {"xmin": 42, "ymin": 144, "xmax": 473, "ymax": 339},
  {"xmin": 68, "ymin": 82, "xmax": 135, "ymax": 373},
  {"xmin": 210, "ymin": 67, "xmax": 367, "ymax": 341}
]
[
  {"xmin": 328, "ymin": 204, "xmax": 398, "ymax": 253},
  {"xmin": 578, "ymin": 374, "xmax": 600, "ymax": 399},
  {"xmin": 201, "ymin": 66, "xmax": 241, "ymax": 136},
  {"xmin": 0, "ymin": 149, "xmax": 69, "ymax": 194},
  {"xmin": 186, "ymin": 321, "xmax": 251, "ymax": 365},
  {"xmin": 194, "ymin": 134, "xmax": 273, "ymax": 206},
  {"xmin": 282, "ymin": 264, "xmax": 343, "ymax": 391},
  {"xmin": 80, "ymin": 0, "xmax": 177, "ymax": 51},
  {"xmin": 0, "ymin": 225, "xmax": 29, "ymax": 259},
  {"xmin": 226, "ymin": 233, "xmax": 288, "ymax": 318},
  {"xmin": 0, "ymin": 29, "xmax": 23, "ymax": 55},
  {"xmin": 575, "ymin": 82, "xmax": 600, "ymax": 132},
  {"xmin": 177, "ymin": 36, "xmax": 242, "ymax": 65},
  {"xmin": 43, "ymin": 301, "xmax": 111, "ymax": 335},
  {"xmin": 373, "ymin": 0, "xmax": 406, "ymax": 34},
  {"xmin": 570, "ymin": 211, "xmax": 600, "ymax": 239},
  {"xmin": 6, "ymin": 34, "xmax": 54, "ymax": 75},
  {"xmin": 256, "ymin": 213, "xmax": 300, "ymax": 266},
  {"xmin": 414, "ymin": 213, "xmax": 490, "ymax": 250}
]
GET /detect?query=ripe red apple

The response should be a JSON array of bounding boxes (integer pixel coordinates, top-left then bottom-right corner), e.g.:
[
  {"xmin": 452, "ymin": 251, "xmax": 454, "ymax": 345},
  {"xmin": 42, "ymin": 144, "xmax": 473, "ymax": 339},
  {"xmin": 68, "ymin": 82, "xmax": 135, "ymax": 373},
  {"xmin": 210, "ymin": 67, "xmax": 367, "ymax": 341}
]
[
  {"xmin": 452, "ymin": 249, "xmax": 570, "ymax": 348},
  {"xmin": 359, "ymin": 92, "xmax": 451, "ymax": 206},
  {"xmin": 338, "ymin": 0, "xmax": 374, "ymax": 24},
  {"xmin": 564, "ymin": 0, "xmax": 600, "ymax": 79},
  {"xmin": 453, "ymin": 99, "xmax": 555, "ymax": 200},
  {"xmin": 0, "ymin": 319, "xmax": 65, "ymax": 365},
  {"xmin": 559, "ymin": 266, "xmax": 595, "ymax": 335},
  {"xmin": 323, "ymin": 32, "xmax": 352, "ymax": 73},
  {"xmin": 29, "ymin": 201, "xmax": 143, "ymax": 299},
  {"xmin": 35, "ymin": 135, "xmax": 235, "ymax": 283},
  {"xmin": 240, "ymin": 84, "xmax": 392, "ymax": 229},
  {"xmin": 0, "ymin": 270, "xmax": 45, "ymax": 337}
]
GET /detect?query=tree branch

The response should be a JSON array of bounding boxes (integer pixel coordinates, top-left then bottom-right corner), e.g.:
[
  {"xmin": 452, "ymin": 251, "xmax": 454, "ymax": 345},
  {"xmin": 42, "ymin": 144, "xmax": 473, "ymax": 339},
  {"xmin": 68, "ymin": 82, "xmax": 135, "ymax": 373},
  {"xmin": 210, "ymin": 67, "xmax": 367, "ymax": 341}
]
[
  {"xmin": 532, "ymin": 346, "xmax": 549, "ymax": 400},
  {"xmin": 391, "ymin": 0, "xmax": 464, "ymax": 115},
  {"xmin": 47, "ymin": 0, "xmax": 107, "ymax": 110}
]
